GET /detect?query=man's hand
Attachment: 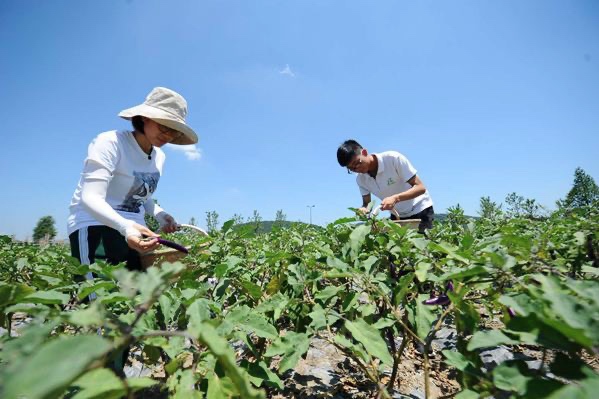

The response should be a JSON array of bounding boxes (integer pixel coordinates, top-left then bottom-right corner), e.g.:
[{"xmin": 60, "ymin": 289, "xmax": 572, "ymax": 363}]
[
  {"xmin": 126, "ymin": 223, "xmax": 160, "ymax": 253},
  {"xmin": 381, "ymin": 195, "xmax": 398, "ymax": 210},
  {"xmin": 358, "ymin": 207, "xmax": 369, "ymax": 215}
]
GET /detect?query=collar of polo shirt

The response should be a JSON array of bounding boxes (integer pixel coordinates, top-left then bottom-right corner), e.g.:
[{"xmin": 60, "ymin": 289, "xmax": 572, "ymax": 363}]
[{"xmin": 375, "ymin": 153, "xmax": 385, "ymax": 175}]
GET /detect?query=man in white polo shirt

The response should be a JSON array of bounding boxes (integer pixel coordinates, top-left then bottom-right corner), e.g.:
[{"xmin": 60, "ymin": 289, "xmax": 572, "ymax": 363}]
[{"xmin": 337, "ymin": 139, "xmax": 434, "ymax": 233}]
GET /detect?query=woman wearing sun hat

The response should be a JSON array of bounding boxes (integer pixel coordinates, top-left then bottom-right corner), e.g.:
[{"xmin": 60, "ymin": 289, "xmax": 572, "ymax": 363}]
[{"xmin": 67, "ymin": 87, "xmax": 198, "ymax": 272}]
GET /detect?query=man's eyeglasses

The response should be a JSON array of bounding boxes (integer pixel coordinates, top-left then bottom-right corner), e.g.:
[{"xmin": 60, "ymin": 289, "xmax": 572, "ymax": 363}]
[
  {"xmin": 158, "ymin": 124, "xmax": 183, "ymax": 141},
  {"xmin": 346, "ymin": 157, "xmax": 362, "ymax": 174}
]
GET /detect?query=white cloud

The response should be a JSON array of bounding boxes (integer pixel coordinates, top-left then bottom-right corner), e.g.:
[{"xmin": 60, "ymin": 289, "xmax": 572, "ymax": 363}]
[
  {"xmin": 279, "ymin": 64, "xmax": 296, "ymax": 77},
  {"xmin": 166, "ymin": 144, "xmax": 202, "ymax": 161},
  {"xmin": 226, "ymin": 187, "xmax": 241, "ymax": 196}
]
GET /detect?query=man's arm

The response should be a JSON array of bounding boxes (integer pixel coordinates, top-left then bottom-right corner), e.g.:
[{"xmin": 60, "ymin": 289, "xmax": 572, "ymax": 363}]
[{"xmin": 380, "ymin": 175, "xmax": 427, "ymax": 210}]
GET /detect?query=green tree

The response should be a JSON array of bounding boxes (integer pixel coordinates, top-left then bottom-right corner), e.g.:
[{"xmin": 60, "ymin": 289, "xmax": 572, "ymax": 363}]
[
  {"xmin": 32, "ymin": 216, "xmax": 57, "ymax": 242},
  {"xmin": 274, "ymin": 209, "xmax": 287, "ymax": 227},
  {"xmin": 446, "ymin": 204, "xmax": 468, "ymax": 228},
  {"xmin": 205, "ymin": 211, "xmax": 220, "ymax": 234},
  {"xmin": 249, "ymin": 210, "xmax": 262, "ymax": 233},
  {"xmin": 189, "ymin": 217, "xmax": 197, "ymax": 226},
  {"xmin": 522, "ymin": 198, "xmax": 543, "ymax": 219},
  {"xmin": 231, "ymin": 213, "xmax": 244, "ymax": 225},
  {"xmin": 505, "ymin": 192, "xmax": 525, "ymax": 218},
  {"xmin": 478, "ymin": 196, "xmax": 502, "ymax": 220},
  {"xmin": 558, "ymin": 167, "xmax": 599, "ymax": 210},
  {"xmin": 505, "ymin": 192, "xmax": 543, "ymax": 219}
]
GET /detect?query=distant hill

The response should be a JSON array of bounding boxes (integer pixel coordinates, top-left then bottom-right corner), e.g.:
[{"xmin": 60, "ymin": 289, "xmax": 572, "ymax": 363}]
[
  {"xmin": 434, "ymin": 213, "xmax": 478, "ymax": 222},
  {"xmin": 232, "ymin": 220, "xmax": 319, "ymax": 234},
  {"xmin": 434, "ymin": 213, "xmax": 449, "ymax": 222},
  {"xmin": 231, "ymin": 214, "xmax": 473, "ymax": 234}
]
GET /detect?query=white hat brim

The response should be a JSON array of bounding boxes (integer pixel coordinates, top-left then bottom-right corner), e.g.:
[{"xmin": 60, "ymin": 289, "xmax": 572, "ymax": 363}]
[{"xmin": 119, "ymin": 104, "xmax": 198, "ymax": 145}]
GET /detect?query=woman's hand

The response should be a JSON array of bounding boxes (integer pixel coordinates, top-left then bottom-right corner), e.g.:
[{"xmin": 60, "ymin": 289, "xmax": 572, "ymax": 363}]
[
  {"xmin": 159, "ymin": 213, "xmax": 179, "ymax": 234},
  {"xmin": 126, "ymin": 223, "xmax": 160, "ymax": 253}
]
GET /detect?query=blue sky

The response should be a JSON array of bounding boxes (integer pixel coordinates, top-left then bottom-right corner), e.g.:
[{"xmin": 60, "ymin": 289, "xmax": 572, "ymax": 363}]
[{"xmin": 1, "ymin": 0, "xmax": 598, "ymax": 240}]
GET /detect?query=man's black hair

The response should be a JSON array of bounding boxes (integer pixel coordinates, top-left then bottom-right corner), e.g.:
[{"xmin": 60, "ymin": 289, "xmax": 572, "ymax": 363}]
[
  {"xmin": 337, "ymin": 139, "xmax": 363, "ymax": 167},
  {"xmin": 132, "ymin": 115, "xmax": 145, "ymax": 133}
]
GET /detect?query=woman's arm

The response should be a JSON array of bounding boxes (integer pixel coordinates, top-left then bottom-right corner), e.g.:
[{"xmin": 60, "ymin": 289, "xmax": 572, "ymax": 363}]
[{"xmin": 144, "ymin": 197, "xmax": 179, "ymax": 233}]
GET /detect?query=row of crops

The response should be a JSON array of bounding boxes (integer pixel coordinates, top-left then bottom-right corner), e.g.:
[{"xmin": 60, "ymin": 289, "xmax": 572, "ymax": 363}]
[{"xmin": 1, "ymin": 207, "xmax": 598, "ymax": 398}]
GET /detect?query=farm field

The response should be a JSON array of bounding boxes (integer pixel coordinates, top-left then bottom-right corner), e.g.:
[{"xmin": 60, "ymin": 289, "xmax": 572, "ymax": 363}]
[{"xmin": 1, "ymin": 207, "xmax": 598, "ymax": 398}]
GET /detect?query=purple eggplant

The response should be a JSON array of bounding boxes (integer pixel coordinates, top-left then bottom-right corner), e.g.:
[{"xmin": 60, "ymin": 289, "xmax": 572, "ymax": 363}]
[
  {"xmin": 423, "ymin": 295, "xmax": 450, "ymax": 306},
  {"xmin": 507, "ymin": 307, "xmax": 517, "ymax": 317},
  {"xmin": 446, "ymin": 281, "xmax": 454, "ymax": 292},
  {"xmin": 157, "ymin": 238, "xmax": 189, "ymax": 254}
]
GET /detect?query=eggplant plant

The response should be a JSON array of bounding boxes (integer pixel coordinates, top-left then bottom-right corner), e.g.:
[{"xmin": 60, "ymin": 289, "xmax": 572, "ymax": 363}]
[{"xmin": 0, "ymin": 206, "xmax": 598, "ymax": 398}]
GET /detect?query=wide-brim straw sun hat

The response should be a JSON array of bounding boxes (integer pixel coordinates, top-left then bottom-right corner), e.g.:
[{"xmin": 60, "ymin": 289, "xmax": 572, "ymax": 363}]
[{"xmin": 118, "ymin": 87, "xmax": 198, "ymax": 145}]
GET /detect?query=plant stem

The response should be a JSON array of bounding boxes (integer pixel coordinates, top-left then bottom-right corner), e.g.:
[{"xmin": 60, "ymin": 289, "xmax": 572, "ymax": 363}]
[
  {"xmin": 324, "ymin": 326, "xmax": 379, "ymax": 385},
  {"xmin": 388, "ymin": 332, "xmax": 408, "ymax": 390},
  {"xmin": 422, "ymin": 305, "xmax": 454, "ymax": 399},
  {"xmin": 538, "ymin": 348, "xmax": 547, "ymax": 373},
  {"xmin": 423, "ymin": 349, "xmax": 431, "ymax": 399},
  {"xmin": 7, "ymin": 312, "xmax": 12, "ymax": 337}
]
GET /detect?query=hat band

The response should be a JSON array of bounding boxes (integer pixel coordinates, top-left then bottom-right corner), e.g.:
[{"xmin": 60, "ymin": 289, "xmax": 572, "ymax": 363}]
[{"xmin": 144, "ymin": 103, "xmax": 186, "ymax": 123}]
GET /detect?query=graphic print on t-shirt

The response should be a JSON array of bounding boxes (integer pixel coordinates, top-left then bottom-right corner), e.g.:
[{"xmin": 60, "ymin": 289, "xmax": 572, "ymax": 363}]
[{"xmin": 114, "ymin": 171, "xmax": 160, "ymax": 213}]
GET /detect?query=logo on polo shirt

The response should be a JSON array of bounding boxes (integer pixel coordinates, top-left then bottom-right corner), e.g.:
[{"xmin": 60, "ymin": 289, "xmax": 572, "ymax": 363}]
[{"xmin": 387, "ymin": 178, "xmax": 396, "ymax": 186}]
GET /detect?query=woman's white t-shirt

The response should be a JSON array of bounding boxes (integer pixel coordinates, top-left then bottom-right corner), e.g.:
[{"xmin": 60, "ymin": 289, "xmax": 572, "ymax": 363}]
[{"xmin": 67, "ymin": 130, "xmax": 165, "ymax": 236}]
